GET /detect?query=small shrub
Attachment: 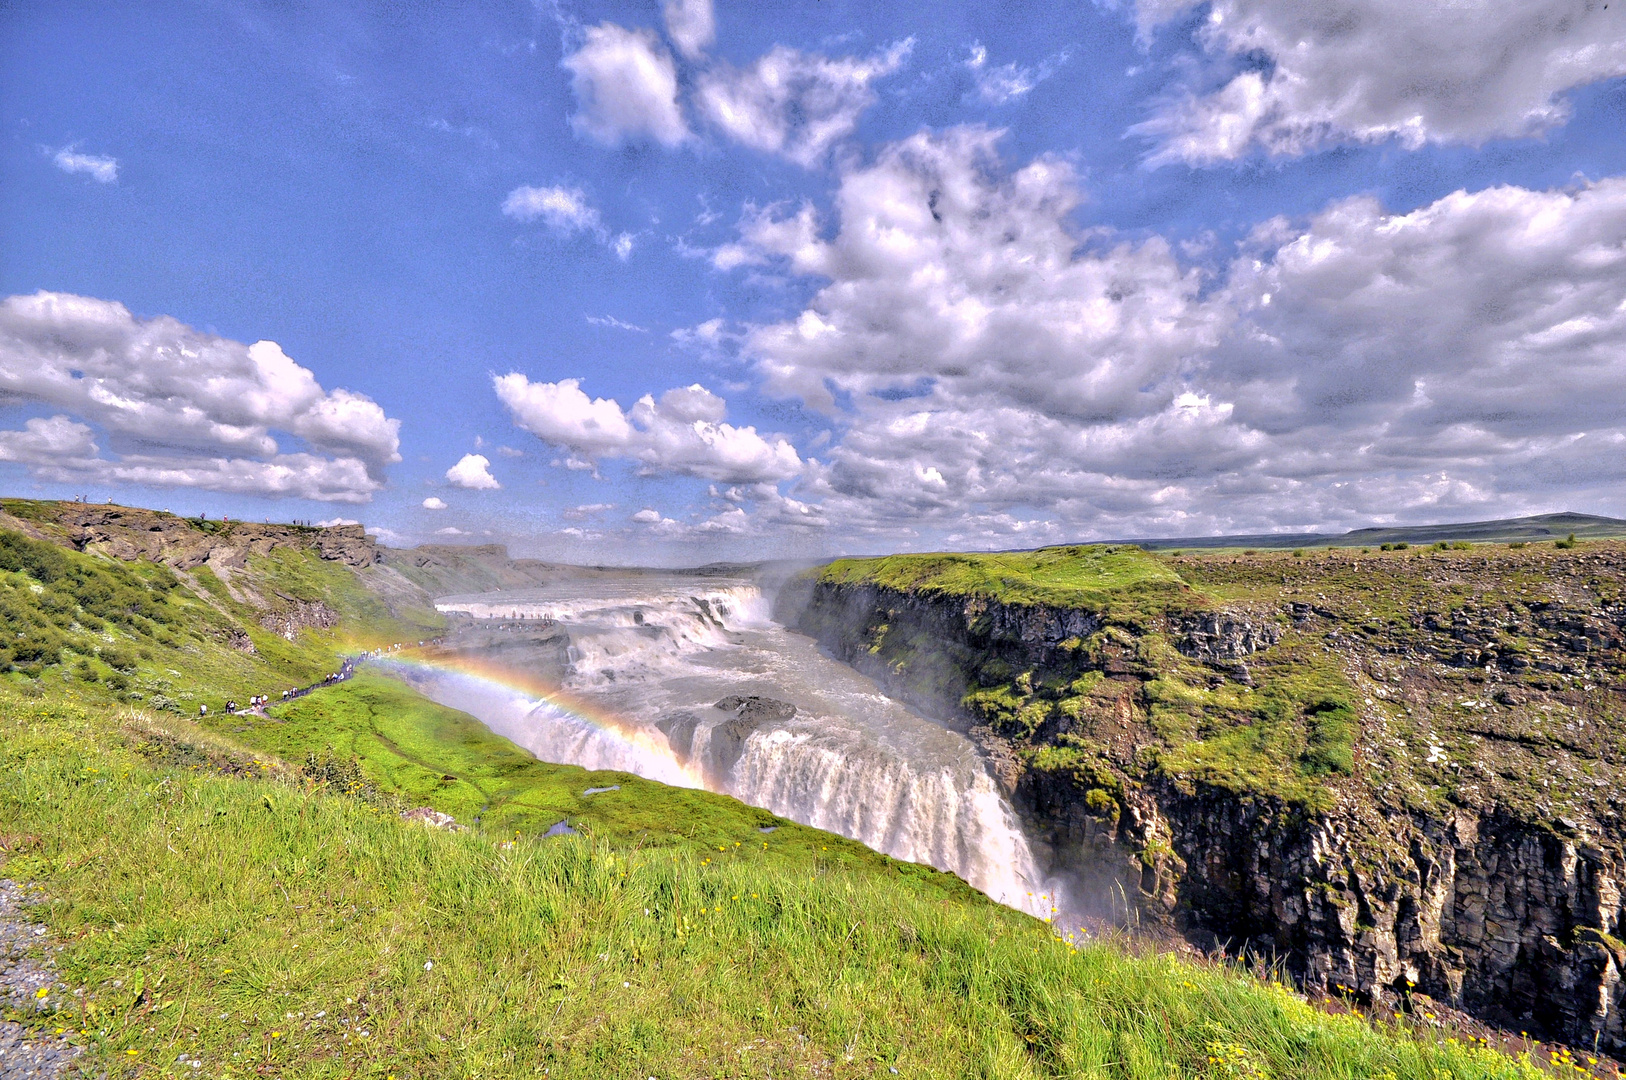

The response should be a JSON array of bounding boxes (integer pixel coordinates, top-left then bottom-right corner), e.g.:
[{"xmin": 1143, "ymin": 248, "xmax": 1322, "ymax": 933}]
[
  {"xmin": 1292, "ymin": 549, "xmax": 1305, "ymax": 558},
  {"xmin": 1554, "ymin": 532, "xmax": 1578, "ymax": 549},
  {"xmin": 301, "ymin": 749, "xmax": 397, "ymax": 810},
  {"xmin": 99, "ymin": 645, "xmax": 137, "ymax": 670},
  {"xmin": 1509, "ymin": 541, "xmax": 1527, "ymax": 549},
  {"xmin": 1393, "ymin": 542, "xmax": 1409, "ymax": 550}
]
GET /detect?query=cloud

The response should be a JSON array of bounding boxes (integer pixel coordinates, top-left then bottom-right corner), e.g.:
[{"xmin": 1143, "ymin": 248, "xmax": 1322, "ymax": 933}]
[
  {"xmin": 695, "ymin": 39, "xmax": 913, "ymax": 166},
  {"xmin": 0, "ymin": 415, "xmax": 101, "ymax": 468},
  {"xmin": 663, "ymin": 0, "xmax": 714, "ymax": 60},
  {"xmin": 964, "ymin": 44, "xmax": 1068, "ymax": 105},
  {"xmin": 733, "ymin": 127, "xmax": 1222, "ymax": 418},
  {"xmin": 422, "ymin": 496, "xmax": 448, "ymax": 510},
  {"xmin": 503, "ymin": 185, "xmax": 601, "ymax": 231},
  {"xmin": 711, "ymin": 128, "xmax": 1626, "ymax": 542},
  {"xmin": 445, "ymin": 453, "xmax": 500, "ymax": 490},
  {"xmin": 1207, "ymin": 176, "xmax": 1626, "ymax": 476},
  {"xmin": 586, "ymin": 314, "xmax": 648, "ymax": 333},
  {"xmin": 630, "ymin": 507, "xmax": 668, "ymax": 524},
  {"xmin": 1133, "ymin": 0, "xmax": 1626, "ymax": 165},
  {"xmin": 435, "ymin": 526, "xmax": 469, "ymax": 536},
  {"xmin": 493, "ymin": 375, "xmax": 803, "ymax": 484},
  {"xmin": 563, "ymin": 23, "xmax": 688, "ymax": 148},
  {"xmin": 562, "ymin": 502, "xmax": 614, "ymax": 519},
  {"xmin": 502, "ymin": 186, "xmax": 634, "ymax": 259},
  {"xmin": 0, "ymin": 292, "xmax": 400, "ymax": 502},
  {"xmin": 52, "ymin": 146, "xmax": 118, "ymax": 183}
]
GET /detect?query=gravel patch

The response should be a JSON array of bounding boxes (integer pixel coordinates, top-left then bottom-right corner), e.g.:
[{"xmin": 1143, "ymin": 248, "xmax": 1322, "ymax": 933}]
[{"xmin": 0, "ymin": 880, "xmax": 81, "ymax": 1079}]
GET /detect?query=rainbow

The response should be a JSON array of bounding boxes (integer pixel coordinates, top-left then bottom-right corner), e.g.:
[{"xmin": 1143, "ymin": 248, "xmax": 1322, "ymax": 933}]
[{"xmin": 367, "ymin": 650, "xmax": 707, "ymax": 789}]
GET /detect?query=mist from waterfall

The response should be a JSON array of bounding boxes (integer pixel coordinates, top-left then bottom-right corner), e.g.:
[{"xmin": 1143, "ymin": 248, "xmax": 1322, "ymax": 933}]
[{"xmin": 417, "ymin": 575, "xmax": 1069, "ymax": 924}]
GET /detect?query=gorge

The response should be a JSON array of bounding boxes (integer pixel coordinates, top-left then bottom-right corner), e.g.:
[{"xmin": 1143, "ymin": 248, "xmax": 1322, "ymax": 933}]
[{"xmin": 785, "ymin": 543, "xmax": 1626, "ymax": 1055}]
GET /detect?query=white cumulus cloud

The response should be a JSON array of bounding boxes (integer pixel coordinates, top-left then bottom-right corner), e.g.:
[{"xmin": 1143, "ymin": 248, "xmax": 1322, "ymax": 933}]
[
  {"xmin": 52, "ymin": 146, "xmax": 118, "ymax": 183},
  {"xmin": 503, "ymin": 185, "xmax": 601, "ymax": 231},
  {"xmin": 563, "ymin": 23, "xmax": 689, "ymax": 148},
  {"xmin": 1207, "ymin": 176, "xmax": 1626, "ymax": 483},
  {"xmin": 696, "ymin": 39, "xmax": 913, "ymax": 166},
  {"xmin": 1134, "ymin": 0, "xmax": 1626, "ymax": 165},
  {"xmin": 734, "ymin": 127, "xmax": 1222, "ymax": 418},
  {"xmin": 494, "ymin": 375, "xmax": 803, "ymax": 485},
  {"xmin": 445, "ymin": 453, "xmax": 500, "ymax": 490},
  {"xmin": 423, "ymin": 496, "xmax": 448, "ymax": 510},
  {"xmin": 663, "ymin": 0, "xmax": 714, "ymax": 60},
  {"xmin": 0, "ymin": 292, "xmax": 400, "ymax": 502},
  {"xmin": 714, "ymin": 128, "xmax": 1626, "ymax": 541}
]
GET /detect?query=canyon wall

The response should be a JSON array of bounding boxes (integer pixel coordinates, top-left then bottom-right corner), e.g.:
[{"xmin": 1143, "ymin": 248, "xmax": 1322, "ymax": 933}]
[{"xmin": 787, "ymin": 548, "xmax": 1626, "ymax": 1052}]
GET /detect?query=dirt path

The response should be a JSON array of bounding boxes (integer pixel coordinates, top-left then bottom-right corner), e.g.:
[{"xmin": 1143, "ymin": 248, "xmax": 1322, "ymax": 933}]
[{"xmin": 0, "ymin": 880, "xmax": 80, "ymax": 1079}]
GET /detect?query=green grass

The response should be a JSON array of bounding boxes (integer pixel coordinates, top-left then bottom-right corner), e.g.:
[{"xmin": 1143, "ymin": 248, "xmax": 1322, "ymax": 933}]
[
  {"xmin": 1, "ymin": 688, "xmax": 1550, "ymax": 1079},
  {"xmin": 817, "ymin": 545, "xmax": 1201, "ymax": 615},
  {"xmin": 226, "ymin": 672, "xmax": 983, "ymax": 900}
]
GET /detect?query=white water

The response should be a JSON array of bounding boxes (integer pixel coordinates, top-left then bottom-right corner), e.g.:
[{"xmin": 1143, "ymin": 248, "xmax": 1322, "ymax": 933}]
[{"xmin": 426, "ymin": 576, "xmax": 1067, "ymax": 923}]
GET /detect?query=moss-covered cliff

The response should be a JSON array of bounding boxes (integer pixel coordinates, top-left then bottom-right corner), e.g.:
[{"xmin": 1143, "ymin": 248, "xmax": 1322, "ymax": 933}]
[{"xmin": 789, "ymin": 541, "xmax": 1626, "ymax": 1054}]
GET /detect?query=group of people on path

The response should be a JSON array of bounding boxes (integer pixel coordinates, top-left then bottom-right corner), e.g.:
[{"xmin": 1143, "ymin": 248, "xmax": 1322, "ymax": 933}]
[{"xmin": 197, "ymin": 657, "xmax": 359, "ymax": 717}]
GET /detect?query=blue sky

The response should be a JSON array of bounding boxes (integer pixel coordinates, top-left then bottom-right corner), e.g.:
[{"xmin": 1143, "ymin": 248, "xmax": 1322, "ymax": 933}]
[{"xmin": 3, "ymin": 0, "xmax": 1625, "ymax": 560}]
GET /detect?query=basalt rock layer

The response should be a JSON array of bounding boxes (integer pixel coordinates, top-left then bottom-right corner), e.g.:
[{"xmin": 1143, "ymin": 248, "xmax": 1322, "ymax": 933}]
[{"xmin": 789, "ymin": 544, "xmax": 1626, "ymax": 1053}]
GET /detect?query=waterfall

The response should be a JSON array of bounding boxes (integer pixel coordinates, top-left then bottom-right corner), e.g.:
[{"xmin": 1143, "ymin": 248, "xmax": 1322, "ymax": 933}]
[{"xmin": 421, "ymin": 575, "xmax": 1068, "ymax": 923}]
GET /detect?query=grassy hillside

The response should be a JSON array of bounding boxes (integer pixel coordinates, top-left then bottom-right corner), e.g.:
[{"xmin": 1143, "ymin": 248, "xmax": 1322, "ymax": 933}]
[
  {"xmin": 2, "ymin": 687, "xmax": 1556, "ymax": 1078},
  {"xmin": 248, "ymin": 672, "xmax": 985, "ymax": 901}
]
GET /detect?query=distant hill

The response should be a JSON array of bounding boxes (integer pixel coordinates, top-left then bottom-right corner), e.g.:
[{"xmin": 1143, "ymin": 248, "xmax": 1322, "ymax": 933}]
[{"xmin": 1123, "ymin": 511, "xmax": 1626, "ymax": 550}]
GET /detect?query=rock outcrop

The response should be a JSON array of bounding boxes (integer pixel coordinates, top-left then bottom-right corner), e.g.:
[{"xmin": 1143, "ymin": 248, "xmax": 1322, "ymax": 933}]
[
  {"xmin": 790, "ymin": 545, "xmax": 1626, "ymax": 1054},
  {"xmin": 0, "ymin": 502, "xmax": 377, "ymax": 570},
  {"xmin": 657, "ymin": 696, "xmax": 797, "ymax": 787}
]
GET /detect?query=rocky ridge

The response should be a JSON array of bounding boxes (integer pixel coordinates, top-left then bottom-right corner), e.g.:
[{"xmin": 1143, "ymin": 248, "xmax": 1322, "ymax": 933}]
[
  {"xmin": 789, "ymin": 543, "xmax": 1626, "ymax": 1055},
  {"xmin": 0, "ymin": 501, "xmax": 377, "ymax": 570}
]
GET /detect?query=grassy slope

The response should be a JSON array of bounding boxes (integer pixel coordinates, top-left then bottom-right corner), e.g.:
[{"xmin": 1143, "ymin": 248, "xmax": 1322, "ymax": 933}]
[
  {"xmin": 0, "ymin": 518, "xmax": 1561, "ymax": 1077},
  {"xmin": 2, "ymin": 689, "xmax": 1548, "ymax": 1079},
  {"xmin": 245, "ymin": 672, "xmax": 983, "ymax": 903}
]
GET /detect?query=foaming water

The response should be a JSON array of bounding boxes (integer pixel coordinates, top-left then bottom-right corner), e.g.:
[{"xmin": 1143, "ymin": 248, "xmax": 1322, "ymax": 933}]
[{"xmin": 416, "ymin": 575, "xmax": 1068, "ymax": 923}]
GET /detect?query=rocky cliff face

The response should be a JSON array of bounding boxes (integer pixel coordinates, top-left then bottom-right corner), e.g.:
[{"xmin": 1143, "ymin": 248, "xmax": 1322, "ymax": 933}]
[{"xmin": 789, "ymin": 545, "xmax": 1626, "ymax": 1053}]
